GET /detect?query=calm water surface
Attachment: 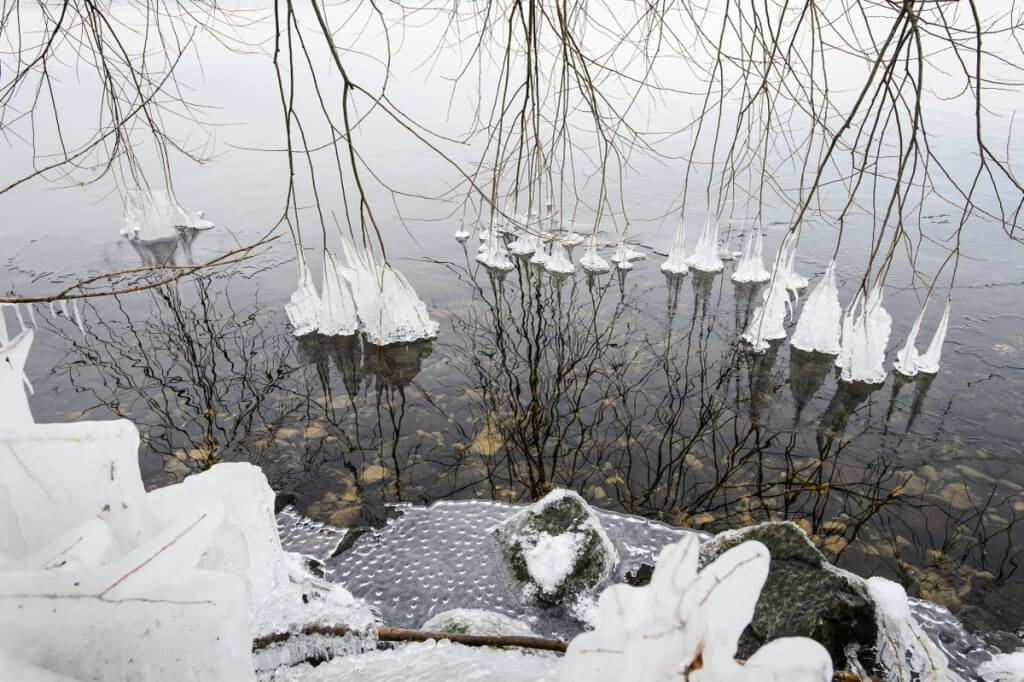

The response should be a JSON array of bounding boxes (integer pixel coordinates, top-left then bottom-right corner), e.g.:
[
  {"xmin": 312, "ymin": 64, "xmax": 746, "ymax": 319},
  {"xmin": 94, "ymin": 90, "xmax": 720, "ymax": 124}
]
[{"xmin": 2, "ymin": 8, "xmax": 1023, "ymax": 640}]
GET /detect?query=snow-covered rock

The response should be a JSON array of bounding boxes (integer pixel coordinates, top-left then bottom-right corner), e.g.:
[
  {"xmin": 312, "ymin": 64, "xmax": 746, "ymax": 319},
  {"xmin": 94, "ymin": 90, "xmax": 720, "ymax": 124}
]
[{"xmin": 492, "ymin": 489, "xmax": 618, "ymax": 604}]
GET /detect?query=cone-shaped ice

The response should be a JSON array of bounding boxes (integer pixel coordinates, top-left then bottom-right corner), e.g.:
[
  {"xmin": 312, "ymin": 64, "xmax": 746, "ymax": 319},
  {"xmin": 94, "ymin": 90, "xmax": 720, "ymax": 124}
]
[
  {"xmin": 580, "ymin": 238, "xmax": 610, "ymax": 274},
  {"xmin": 741, "ymin": 274, "xmax": 790, "ymax": 352},
  {"xmin": 453, "ymin": 221, "xmax": 471, "ymax": 242},
  {"xmin": 285, "ymin": 251, "xmax": 320, "ymax": 337},
  {"xmin": 731, "ymin": 225, "xmax": 771, "ymax": 283},
  {"xmin": 545, "ymin": 242, "xmax": 575, "ymax": 275},
  {"xmin": 122, "ymin": 189, "xmax": 214, "ymax": 241},
  {"xmin": 530, "ymin": 238, "xmax": 552, "ymax": 266},
  {"xmin": 318, "ymin": 251, "xmax": 359, "ymax": 336},
  {"xmin": 894, "ymin": 301, "xmax": 926, "ymax": 377},
  {"xmin": 790, "ymin": 260, "xmax": 841, "ymax": 354},
  {"xmin": 661, "ymin": 221, "xmax": 688, "ymax": 274},
  {"xmin": 836, "ymin": 282, "xmax": 892, "ymax": 383},
  {"xmin": 777, "ymin": 242, "xmax": 808, "ymax": 291},
  {"xmin": 508, "ymin": 232, "xmax": 538, "ymax": 256},
  {"xmin": 339, "ymin": 237, "xmax": 439, "ymax": 344},
  {"xmin": 717, "ymin": 241, "xmax": 735, "ymax": 261},
  {"xmin": 610, "ymin": 242, "xmax": 645, "ymax": 264},
  {"xmin": 476, "ymin": 225, "xmax": 514, "ymax": 270},
  {"xmin": 917, "ymin": 300, "xmax": 950, "ymax": 373},
  {"xmin": 685, "ymin": 216, "xmax": 724, "ymax": 273}
]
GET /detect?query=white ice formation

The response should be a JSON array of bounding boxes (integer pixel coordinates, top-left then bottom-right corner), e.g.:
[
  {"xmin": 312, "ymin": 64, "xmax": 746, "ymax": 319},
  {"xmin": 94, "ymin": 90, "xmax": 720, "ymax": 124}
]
[
  {"xmin": 477, "ymin": 225, "xmax": 515, "ymax": 271},
  {"xmin": 894, "ymin": 299, "xmax": 951, "ymax": 377},
  {"xmin": 318, "ymin": 251, "xmax": 359, "ymax": 336},
  {"xmin": 509, "ymin": 232, "xmax": 539, "ymax": 256},
  {"xmin": 545, "ymin": 243, "xmax": 575, "ymax": 276},
  {"xmin": 580, "ymin": 238, "xmax": 610, "ymax": 274},
  {"xmin": 865, "ymin": 578, "xmax": 964, "ymax": 682},
  {"xmin": 561, "ymin": 536, "xmax": 833, "ymax": 682},
  {"xmin": 742, "ymin": 274, "xmax": 792, "ymax": 353},
  {"xmin": 790, "ymin": 260, "xmax": 842, "ymax": 354},
  {"xmin": 978, "ymin": 652, "xmax": 1024, "ymax": 682},
  {"xmin": 731, "ymin": 225, "xmax": 771, "ymax": 283},
  {"xmin": 121, "ymin": 189, "xmax": 214, "ymax": 241},
  {"xmin": 328, "ymin": 238, "xmax": 440, "ymax": 345},
  {"xmin": 685, "ymin": 217, "xmax": 724, "ymax": 273},
  {"xmin": 453, "ymin": 222, "xmax": 472, "ymax": 242},
  {"xmin": 661, "ymin": 221, "xmax": 689, "ymax": 275},
  {"xmin": 0, "ymin": 331, "xmax": 375, "ymax": 681},
  {"xmin": 835, "ymin": 281, "xmax": 892, "ymax": 384},
  {"xmin": 611, "ymin": 242, "xmax": 644, "ymax": 270},
  {"xmin": 777, "ymin": 240, "xmax": 809, "ymax": 291},
  {"xmin": 285, "ymin": 251, "xmax": 322, "ymax": 337}
]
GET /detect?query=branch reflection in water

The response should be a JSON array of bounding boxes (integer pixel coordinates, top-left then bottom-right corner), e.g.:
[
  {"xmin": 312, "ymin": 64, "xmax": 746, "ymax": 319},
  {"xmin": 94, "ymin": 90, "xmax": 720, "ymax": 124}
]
[{"xmin": 37, "ymin": 245, "xmax": 1022, "ymax": 633}]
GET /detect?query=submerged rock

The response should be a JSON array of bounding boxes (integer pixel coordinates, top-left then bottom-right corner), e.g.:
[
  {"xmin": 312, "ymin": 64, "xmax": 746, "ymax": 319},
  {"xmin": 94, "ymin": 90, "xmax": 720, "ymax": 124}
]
[
  {"xmin": 491, "ymin": 489, "xmax": 618, "ymax": 605},
  {"xmin": 698, "ymin": 521, "xmax": 877, "ymax": 668}
]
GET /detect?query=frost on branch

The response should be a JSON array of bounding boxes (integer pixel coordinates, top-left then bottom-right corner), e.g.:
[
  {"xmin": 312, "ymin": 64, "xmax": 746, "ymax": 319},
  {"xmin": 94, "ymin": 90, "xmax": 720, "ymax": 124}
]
[{"xmin": 561, "ymin": 537, "xmax": 833, "ymax": 682}]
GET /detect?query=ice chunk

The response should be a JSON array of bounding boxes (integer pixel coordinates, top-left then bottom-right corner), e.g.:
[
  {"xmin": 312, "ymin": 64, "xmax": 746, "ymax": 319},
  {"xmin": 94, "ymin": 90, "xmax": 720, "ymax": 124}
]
[
  {"xmin": 121, "ymin": 189, "xmax": 213, "ymax": 241},
  {"xmin": 731, "ymin": 225, "xmax": 771, "ymax": 283},
  {"xmin": 778, "ymin": 241, "xmax": 808, "ymax": 291},
  {"xmin": 790, "ymin": 260, "xmax": 841, "ymax": 354},
  {"xmin": 866, "ymin": 577, "xmax": 963, "ymax": 682},
  {"xmin": 509, "ymin": 232, "xmax": 539, "ymax": 256},
  {"xmin": 285, "ymin": 251, "xmax": 321, "ymax": 337},
  {"xmin": 530, "ymin": 238, "xmax": 552, "ymax": 267},
  {"xmin": 660, "ymin": 221, "xmax": 688, "ymax": 274},
  {"xmin": 545, "ymin": 243, "xmax": 575, "ymax": 276},
  {"xmin": 836, "ymin": 282, "xmax": 891, "ymax": 384},
  {"xmin": 979, "ymin": 652, "xmax": 1024, "ymax": 682},
  {"xmin": 579, "ymin": 238, "xmax": 610, "ymax": 274},
  {"xmin": 454, "ymin": 222, "xmax": 472, "ymax": 242},
  {"xmin": 562, "ymin": 537, "xmax": 832, "ymax": 682},
  {"xmin": 741, "ymin": 275, "xmax": 791, "ymax": 353},
  {"xmin": 422, "ymin": 608, "xmax": 538, "ymax": 637},
  {"xmin": 0, "ymin": 328, "xmax": 34, "ymax": 425},
  {"xmin": 318, "ymin": 251, "xmax": 359, "ymax": 336},
  {"xmin": 685, "ymin": 217, "xmax": 724, "ymax": 273},
  {"xmin": 558, "ymin": 231, "xmax": 586, "ymax": 248}
]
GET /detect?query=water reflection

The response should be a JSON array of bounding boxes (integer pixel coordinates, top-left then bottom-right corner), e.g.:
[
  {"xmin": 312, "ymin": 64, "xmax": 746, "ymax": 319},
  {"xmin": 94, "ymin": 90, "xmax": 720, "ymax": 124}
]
[{"xmin": 37, "ymin": 258, "xmax": 1023, "ymax": 633}]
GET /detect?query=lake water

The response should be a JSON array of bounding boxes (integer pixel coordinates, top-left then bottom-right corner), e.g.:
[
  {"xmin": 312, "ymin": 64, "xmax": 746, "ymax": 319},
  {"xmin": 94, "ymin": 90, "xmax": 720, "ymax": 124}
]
[{"xmin": 2, "ymin": 3, "xmax": 1022, "ymax": 644}]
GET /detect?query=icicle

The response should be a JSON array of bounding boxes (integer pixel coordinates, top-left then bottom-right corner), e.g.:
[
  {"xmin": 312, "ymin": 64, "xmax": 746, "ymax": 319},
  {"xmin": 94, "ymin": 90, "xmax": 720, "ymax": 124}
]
[
  {"xmin": 685, "ymin": 216, "xmax": 724, "ymax": 273},
  {"xmin": 60, "ymin": 299, "xmax": 69, "ymax": 318},
  {"xmin": 284, "ymin": 251, "xmax": 321, "ymax": 337},
  {"xmin": 837, "ymin": 282, "xmax": 891, "ymax": 384},
  {"xmin": 453, "ymin": 221, "xmax": 471, "ymax": 242},
  {"xmin": 790, "ymin": 260, "xmax": 841, "ymax": 354},
  {"xmin": 0, "ymin": 305, "xmax": 9, "ymax": 346},
  {"xmin": 580, "ymin": 238, "xmax": 610, "ymax": 274},
  {"xmin": 545, "ymin": 243, "xmax": 575, "ymax": 275},
  {"xmin": 26, "ymin": 303, "xmax": 36, "ymax": 328},
  {"xmin": 318, "ymin": 251, "xmax": 359, "ymax": 336},
  {"xmin": 731, "ymin": 225, "xmax": 771, "ymax": 283},
  {"xmin": 71, "ymin": 299, "xmax": 85, "ymax": 335},
  {"xmin": 894, "ymin": 301, "xmax": 926, "ymax": 377},
  {"xmin": 916, "ymin": 300, "xmax": 950, "ymax": 374},
  {"xmin": 741, "ymin": 275, "xmax": 790, "ymax": 352},
  {"xmin": 48, "ymin": 301, "xmax": 57, "ymax": 319},
  {"xmin": 660, "ymin": 221, "xmax": 688, "ymax": 275}
]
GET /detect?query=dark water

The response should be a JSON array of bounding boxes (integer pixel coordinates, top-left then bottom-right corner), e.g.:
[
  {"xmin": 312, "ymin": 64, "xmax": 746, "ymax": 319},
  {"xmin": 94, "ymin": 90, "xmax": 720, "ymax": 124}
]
[{"xmin": 6, "ymin": 221, "xmax": 1022, "ymax": 642}]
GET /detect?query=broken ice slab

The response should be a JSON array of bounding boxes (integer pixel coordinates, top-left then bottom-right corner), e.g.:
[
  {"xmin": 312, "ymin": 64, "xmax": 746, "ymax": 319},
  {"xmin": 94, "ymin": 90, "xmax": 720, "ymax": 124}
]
[{"xmin": 121, "ymin": 189, "xmax": 214, "ymax": 241}]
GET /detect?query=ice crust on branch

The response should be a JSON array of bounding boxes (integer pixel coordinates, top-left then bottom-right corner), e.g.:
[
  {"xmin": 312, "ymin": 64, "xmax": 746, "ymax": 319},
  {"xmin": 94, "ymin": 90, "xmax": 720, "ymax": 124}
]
[
  {"xmin": 836, "ymin": 282, "xmax": 891, "ymax": 384},
  {"xmin": 791, "ymin": 260, "xmax": 842, "ymax": 354},
  {"xmin": 661, "ymin": 221, "xmax": 688, "ymax": 274},
  {"xmin": 121, "ymin": 189, "xmax": 214, "ymax": 241},
  {"xmin": 894, "ymin": 299, "xmax": 951, "ymax": 377},
  {"xmin": 561, "ymin": 536, "xmax": 833, "ymax": 681},
  {"xmin": 685, "ymin": 217, "xmax": 724, "ymax": 273},
  {"xmin": 731, "ymin": 225, "xmax": 771, "ymax": 283},
  {"xmin": 286, "ymin": 251, "xmax": 321, "ymax": 337}
]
